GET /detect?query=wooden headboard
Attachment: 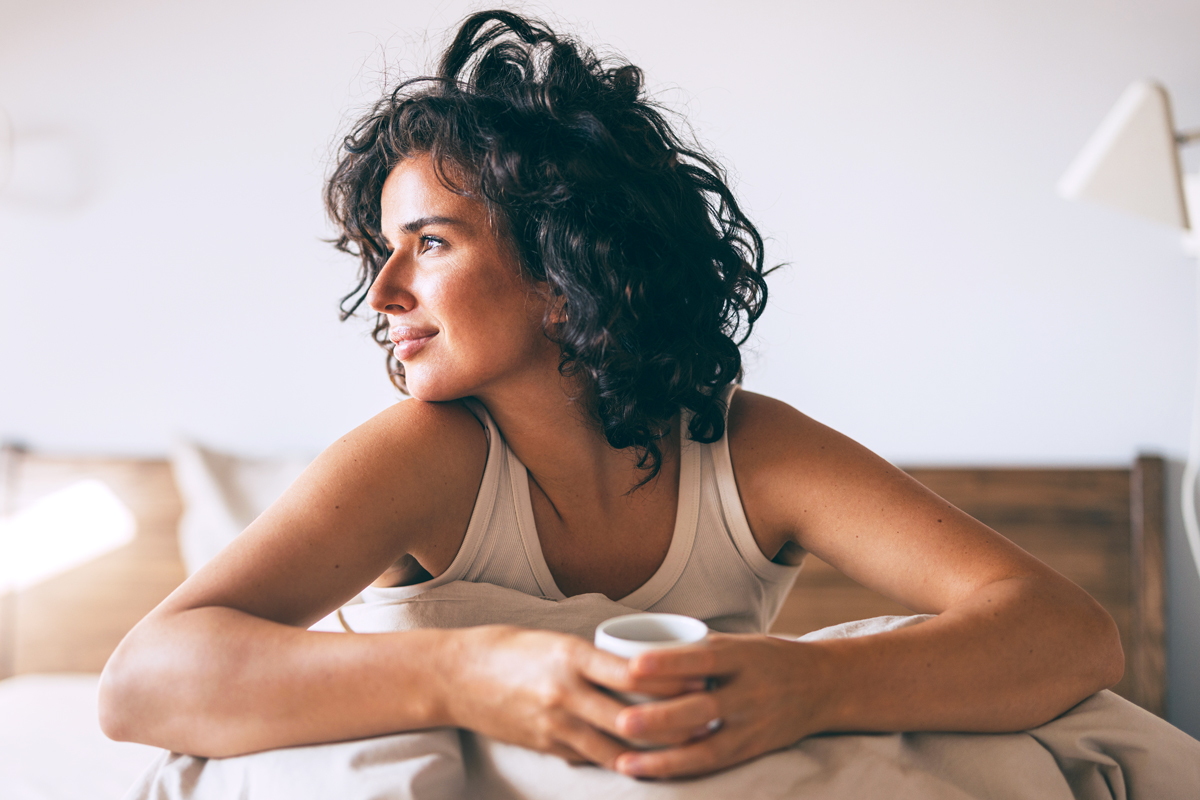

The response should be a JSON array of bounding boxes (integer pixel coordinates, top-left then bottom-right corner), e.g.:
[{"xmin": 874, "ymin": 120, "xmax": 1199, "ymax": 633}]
[
  {"xmin": 0, "ymin": 453, "xmax": 186, "ymax": 679},
  {"xmin": 0, "ymin": 448, "xmax": 1167, "ymax": 716}
]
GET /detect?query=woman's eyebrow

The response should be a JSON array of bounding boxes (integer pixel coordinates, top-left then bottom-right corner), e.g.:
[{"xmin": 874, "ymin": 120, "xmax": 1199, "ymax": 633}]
[{"xmin": 397, "ymin": 215, "xmax": 466, "ymax": 235}]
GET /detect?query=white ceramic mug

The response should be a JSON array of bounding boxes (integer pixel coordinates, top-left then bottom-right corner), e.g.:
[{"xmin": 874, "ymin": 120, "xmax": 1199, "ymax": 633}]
[{"xmin": 594, "ymin": 612, "xmax": 709, "ymax": 705}]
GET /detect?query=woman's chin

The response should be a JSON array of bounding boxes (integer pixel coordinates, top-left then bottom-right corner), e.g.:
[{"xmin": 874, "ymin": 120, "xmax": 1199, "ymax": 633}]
[{"xmin": 404, "ymin": 375, "xmax": 470, "ymax": 404}]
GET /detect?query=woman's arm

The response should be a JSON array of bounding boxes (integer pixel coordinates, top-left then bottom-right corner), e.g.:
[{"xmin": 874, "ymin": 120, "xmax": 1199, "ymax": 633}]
[
  {"xmin": 102, "ymin": 606, "xmax": 653, "ymax": 761},
  {"xmin": 99, "ymin": 399, "xmax": 481, "ymax": 754},
  {"xmin": 99, "ymin": 399, "xmax": 668, "ymax": 761},
  {"xmin": 102, "ymin": 606, "xmax": 451, "ymax": 756},
  {"xmin": 608, "ymin": 391, "xmax": 1124, "ymax": 777}
]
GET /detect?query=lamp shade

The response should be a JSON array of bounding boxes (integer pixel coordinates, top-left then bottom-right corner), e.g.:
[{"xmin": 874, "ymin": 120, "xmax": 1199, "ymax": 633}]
[{"xmin": 1058, "ymin": 81, "xmax": 1190, "ymax": 230}]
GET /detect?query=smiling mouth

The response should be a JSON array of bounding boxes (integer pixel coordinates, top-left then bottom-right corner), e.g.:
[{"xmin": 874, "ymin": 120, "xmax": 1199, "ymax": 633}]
[{"xmin": 390, "ymin": 332, "xmax": 436, "ymax": 361}]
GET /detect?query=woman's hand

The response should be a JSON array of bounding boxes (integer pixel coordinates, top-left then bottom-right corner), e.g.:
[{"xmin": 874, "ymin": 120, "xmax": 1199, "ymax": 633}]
[
  {"xmin": 609, "ymin": 633, "xmax": 833, "ymax": 779},
  {"xmin": 440, "ymin": 625, "xmax": 707, "ymax": 768}
]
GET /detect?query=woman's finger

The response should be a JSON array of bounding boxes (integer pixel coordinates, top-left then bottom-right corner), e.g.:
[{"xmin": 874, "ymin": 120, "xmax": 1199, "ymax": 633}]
[
  {"xmin": 547, "ymin": 743, "xmax": 592, "ymax": 765},
  {"xmin": 614, "ymin": 689, "xmax": 723, "ymax": 746},
  {"xmin": 565, "ymin": 677, "xmax": 712, "ymax": 745},
  {"xmin": 577, "ymin": 645, "xmax": 706, "ymax": 697},
  {"xmin": 562, "ymin": 682, "xmax": 634, "ymax": 738},
  {"xmin": 575, "ymin": 644, "xmax": 636, "ymax": 688},
  {"xmin": 628, "ymin": 635, "xmax": 740, "ymax": 679},
  {"xmin": 557, "ymin": 718, "xmax": 629, "ymax": 770},
  {"xmin": 614, "ymin": 733, "xmax": 739, "ymax": 779}
]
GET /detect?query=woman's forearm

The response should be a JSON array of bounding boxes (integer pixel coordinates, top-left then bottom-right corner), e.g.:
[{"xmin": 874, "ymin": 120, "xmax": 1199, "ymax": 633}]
[
  {"xmin": 813, "ymin": 575, "xmax": 1124, "ymax": 734},
  {"xmin": 99, "ymin": 607, "xmax": 459, "ymax": 757}
]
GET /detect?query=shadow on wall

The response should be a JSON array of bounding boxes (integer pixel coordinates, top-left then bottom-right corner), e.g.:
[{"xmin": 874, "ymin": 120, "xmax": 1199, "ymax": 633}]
[{"xmin": 1164, "ymin": 459, "xmax": 1200, "ymax": 739}]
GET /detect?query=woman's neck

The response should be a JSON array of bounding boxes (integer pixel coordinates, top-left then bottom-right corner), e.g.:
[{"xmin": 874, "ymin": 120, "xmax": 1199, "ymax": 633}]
[{"xmin": 472, "ymin": 370, "xmax": 678, "ymax": 512}]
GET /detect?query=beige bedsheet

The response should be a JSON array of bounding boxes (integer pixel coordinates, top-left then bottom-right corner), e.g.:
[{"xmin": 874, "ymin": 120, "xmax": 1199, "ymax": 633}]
[
  {"xmin": 125, "ymin": 581, "xmax": 1200, "ymax": 799},
  {"xmin": 0, "ymin": 673, "xmax": 161, "ymax": 800}
]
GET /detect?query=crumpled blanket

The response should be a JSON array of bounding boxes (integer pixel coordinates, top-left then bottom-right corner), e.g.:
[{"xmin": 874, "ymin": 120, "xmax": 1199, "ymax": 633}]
[{"xmin": 125, "ymin": 581, "xmax": 1200, "ymax": 800}]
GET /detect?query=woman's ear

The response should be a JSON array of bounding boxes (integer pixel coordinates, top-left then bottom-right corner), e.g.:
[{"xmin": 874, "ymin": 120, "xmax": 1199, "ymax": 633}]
[
  {"xmin": 535, "ymin": 282, "xmax": 567, "ymax": 325},
  {"xmin": 547, "ymin": 293, "xmax": 568, "ymax": 325},
  {"xmin": 528, "ymin": 282, "xmax": 568, "ymax": 336}
]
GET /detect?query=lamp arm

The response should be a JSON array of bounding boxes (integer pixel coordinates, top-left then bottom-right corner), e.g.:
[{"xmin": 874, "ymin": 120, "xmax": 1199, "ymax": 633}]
[{"xmin": 1177, "ymin": 128, "xmax": 1200, "ymax": 147}]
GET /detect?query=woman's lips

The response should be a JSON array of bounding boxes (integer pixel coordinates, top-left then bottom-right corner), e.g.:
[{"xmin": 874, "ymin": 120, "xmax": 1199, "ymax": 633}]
[{"xmin": 389, "ymin": 329, "xmax": 437, "ymax": 361}]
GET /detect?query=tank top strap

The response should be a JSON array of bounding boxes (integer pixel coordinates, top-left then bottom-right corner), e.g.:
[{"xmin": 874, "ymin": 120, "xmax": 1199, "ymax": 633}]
[
  {"xmin": 359, "ymin": 397, "xmax": 505, "ymax": 602},
  {"xmin": 711, "ymin": 384, "xmax": 800, "ymax": 583}
]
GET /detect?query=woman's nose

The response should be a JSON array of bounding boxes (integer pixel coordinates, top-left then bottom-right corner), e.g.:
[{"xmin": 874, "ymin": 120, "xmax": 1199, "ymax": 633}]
[{"xmin": 367, "ymin": 252, "xmax": 416, "ymax": 314}]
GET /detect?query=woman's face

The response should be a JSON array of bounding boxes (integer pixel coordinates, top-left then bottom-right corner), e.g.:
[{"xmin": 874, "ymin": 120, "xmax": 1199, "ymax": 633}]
[{"xmin": 369, "ymin": 155, "xmax": 558, "ymax": 402}]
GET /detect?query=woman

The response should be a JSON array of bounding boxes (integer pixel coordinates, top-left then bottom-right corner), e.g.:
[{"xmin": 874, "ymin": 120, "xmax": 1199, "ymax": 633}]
[{"xmin": 98, "ymin": 10, "xmax": 1123, "ymax": 780}]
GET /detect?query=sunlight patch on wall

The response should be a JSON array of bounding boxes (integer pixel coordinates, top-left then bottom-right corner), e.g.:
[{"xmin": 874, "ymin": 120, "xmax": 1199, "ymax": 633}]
[{"xmin": 0, "ymin": 480, "xmax": 136, "ymax": 592}]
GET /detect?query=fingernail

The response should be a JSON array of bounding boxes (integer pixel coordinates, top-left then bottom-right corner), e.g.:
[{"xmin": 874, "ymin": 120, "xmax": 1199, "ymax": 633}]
[
  {"xmin": 685, "ymin": 679, "xmax": 707, "ymax": 692},
  {"xmin": 622, "ymin": 713, "xmax": 644, "ymax": 734},
  {"xmin": 620, "ymin": 756, "xmax": 645, "ymax": 776}
]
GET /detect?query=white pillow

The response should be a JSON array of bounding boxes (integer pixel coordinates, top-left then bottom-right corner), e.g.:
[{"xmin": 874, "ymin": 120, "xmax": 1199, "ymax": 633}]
[{"xmin": 169, "ymin": 439, "xmax": 313, "ymax": 576}]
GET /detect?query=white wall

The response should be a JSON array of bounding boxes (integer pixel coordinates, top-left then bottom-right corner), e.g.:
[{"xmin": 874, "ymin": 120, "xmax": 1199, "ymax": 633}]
[
  {"xmin": 2, "ymin": 0, "xmax": 1199, "ymax": 732},
  {"xmin": 2, "ymin": 0, "xmax": 1199, "ymax": 463}
]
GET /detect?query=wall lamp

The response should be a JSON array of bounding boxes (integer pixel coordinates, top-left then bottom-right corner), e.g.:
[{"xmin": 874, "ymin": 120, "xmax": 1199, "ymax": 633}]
[{"xmin": 1059, "ymin": 80, "xmax": 1200, "ymax": 582}]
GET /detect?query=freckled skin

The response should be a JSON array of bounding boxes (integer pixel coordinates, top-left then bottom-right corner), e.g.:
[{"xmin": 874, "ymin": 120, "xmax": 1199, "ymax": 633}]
[{"xmin": 368, "ymin": 157, "xmax": 561, "ymax": 405}]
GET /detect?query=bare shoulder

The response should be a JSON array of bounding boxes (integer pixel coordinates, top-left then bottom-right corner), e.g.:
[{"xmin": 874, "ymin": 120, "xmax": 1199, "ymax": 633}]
[
  {"xmin": 268, "ymin": 396, "xmax": 490, "ymax": 569},
  {"xmin": 725, "ymin": 387, "xmax": 967, "ymax": 545},
  {"xmin": 292, "ymin": 397, "xmax": 488, "ymax": 537},
  {"xmin": 328, "ymin": 397, "xmax": 488, "ymax": 488},
  {"xmin": 726, "ymin": 388, "xmax": 819, "ymax": 458},
  {"xmin": 725, "ymin": 389, "xmax": 871, "ymax": 559},
  {"xmin": 725, "ymin": 389, "xmax": 1048, "ymax": 611},
  {"xmin": 726, "ymin": 389, "xmax": 895, "ymax": 488},
  {"xmin": 158, "ymin": 398, "xmax": 487, "ymax": 626}
]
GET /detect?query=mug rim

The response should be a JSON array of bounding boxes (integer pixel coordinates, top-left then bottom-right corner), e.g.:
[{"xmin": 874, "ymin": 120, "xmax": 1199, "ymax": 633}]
[{"xmin": 595, "ymin": 612, "xmax": 708, "ymax": 647}]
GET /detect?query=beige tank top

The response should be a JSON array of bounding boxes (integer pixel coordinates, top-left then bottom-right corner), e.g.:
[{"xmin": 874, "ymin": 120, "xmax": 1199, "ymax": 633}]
[{"xmin": 361, "ymin": 386, "xmax": 801, "ymax": 634}]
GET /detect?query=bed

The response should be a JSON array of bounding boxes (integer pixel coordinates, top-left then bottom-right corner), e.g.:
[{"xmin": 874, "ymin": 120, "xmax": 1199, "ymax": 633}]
[{"xmin": 0, "ymin": 445, "xmax": 1187, "ymax": 798}]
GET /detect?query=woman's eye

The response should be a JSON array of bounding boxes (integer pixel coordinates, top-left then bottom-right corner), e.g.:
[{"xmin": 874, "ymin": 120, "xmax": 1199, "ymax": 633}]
[{"xmin": 419, "ymin": 235, "xmax": 445, "ymax": 253}]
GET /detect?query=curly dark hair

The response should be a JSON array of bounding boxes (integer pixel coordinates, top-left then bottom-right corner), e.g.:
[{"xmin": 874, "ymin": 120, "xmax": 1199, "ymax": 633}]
[{"xmin": 324, "ymin": 9, "xmax": 771, "ymax": 482}]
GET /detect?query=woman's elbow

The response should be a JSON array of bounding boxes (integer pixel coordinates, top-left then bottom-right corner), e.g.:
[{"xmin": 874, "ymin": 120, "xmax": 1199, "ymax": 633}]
[
  {"xmin": 1090, "ymin": 603, "xmax": 1125, "ymax": 691},
  {"xmin": 1062, "ymin": 591, "xmax": 1125, "ymax": 696},
  {"xmin": 97, "ymin": 625, "xmax": 170, "ymax": 745},
  {"xmin": 1033, "ymin": 577, "xmax": 1126, "ymax": 705},
  {"xmin": 98, "ymin": 651, "xmax": 138, "ymax": 743}
]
